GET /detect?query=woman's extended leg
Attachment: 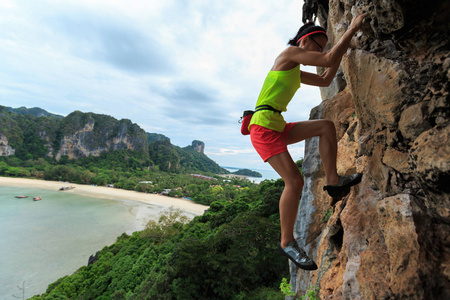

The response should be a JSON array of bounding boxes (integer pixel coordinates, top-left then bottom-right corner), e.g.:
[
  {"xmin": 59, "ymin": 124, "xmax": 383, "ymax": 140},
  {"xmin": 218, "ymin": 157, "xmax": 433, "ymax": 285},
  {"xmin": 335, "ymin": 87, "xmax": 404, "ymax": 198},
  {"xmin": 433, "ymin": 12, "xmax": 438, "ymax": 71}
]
[
  {"xmin": 267, "ymin": 151, "xmax": 303, "ymax": 248},
  {"xmin": 268, "ymin": 150, "xmax": 318, "ymax": 270},
  {"xmin": 267, "ymin": 119, "xmax": 339, "ymax": 247}
]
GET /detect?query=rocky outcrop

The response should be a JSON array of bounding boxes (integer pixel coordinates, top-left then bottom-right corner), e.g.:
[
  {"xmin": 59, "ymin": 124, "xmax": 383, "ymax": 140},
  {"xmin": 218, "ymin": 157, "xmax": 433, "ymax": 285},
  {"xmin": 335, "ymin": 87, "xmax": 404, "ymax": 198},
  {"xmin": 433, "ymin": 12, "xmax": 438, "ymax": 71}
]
[
  {"xmin": 55, "ymin": 112, "xmax": 148, "ymax": 160},
  {"xmin": 293, "ymin": 1, "xmax": 449, "ymax": 299},
  {"xmin": 0, "ymin": 133, "xmax": 15, "ymax": 156},
  {"xmin": 192, "ymin": 140, "xmax": 205, "ymax": 154},
  {"xmin": 88, "ymin": 251, "xmax": 100, "ymax": 266}
]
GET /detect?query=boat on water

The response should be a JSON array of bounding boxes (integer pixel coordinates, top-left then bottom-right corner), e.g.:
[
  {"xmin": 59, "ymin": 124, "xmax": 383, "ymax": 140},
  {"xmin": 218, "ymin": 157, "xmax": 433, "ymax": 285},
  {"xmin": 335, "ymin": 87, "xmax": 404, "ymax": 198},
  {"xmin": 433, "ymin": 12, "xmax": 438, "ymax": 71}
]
[
  {"xmin": 59, "ymin": 186, "xmax": 75, "ymax": 191},
  {"xmin": 33, "ymin": 197, "xmax": 42, "ymax": 201},
  {"xmin": 15, "ymin": 195, "xmax": 28, "ymax": 198}
]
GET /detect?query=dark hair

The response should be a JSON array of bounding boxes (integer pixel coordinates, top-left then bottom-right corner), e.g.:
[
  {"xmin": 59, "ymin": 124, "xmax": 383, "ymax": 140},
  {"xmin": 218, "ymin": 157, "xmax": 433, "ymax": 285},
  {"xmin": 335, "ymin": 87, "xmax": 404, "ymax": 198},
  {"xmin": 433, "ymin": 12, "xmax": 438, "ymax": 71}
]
[{"xmin": 288, "ymin": 22, "xmax": 327, "ymax": 46}]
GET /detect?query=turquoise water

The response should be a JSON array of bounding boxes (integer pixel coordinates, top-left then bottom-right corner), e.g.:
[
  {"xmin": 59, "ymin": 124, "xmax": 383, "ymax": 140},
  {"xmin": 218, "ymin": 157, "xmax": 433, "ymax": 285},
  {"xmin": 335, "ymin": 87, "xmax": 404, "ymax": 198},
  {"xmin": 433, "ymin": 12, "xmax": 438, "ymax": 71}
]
[
  {"xmin": 0, "ymin": 186, "xmax": 166, "ymax": 299},
  {"xmin": 222, "ymin": 167, "xmax": 281, "ymax": 183},
  {"xmin": 250, "ymin": 168, "xmax": 280, "ymax": 183}
]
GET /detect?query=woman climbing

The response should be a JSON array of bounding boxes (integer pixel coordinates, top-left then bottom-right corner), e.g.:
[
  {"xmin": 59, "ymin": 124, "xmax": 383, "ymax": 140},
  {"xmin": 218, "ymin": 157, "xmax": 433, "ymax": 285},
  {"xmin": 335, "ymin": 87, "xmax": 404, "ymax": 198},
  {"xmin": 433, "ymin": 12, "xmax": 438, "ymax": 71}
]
[{"xmin": 248, "ymin": 13, "xmax": 367, "ymax": 270}]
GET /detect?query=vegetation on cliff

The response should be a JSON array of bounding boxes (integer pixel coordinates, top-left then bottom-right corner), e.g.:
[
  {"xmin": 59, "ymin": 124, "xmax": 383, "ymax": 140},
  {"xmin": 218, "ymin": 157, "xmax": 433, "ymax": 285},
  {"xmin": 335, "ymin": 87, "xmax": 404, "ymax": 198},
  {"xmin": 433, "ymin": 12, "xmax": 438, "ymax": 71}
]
[
  {"xmin": 146, "ymin": 132, "xmax": 170, "ymax": 143},
  {"xmin": 178, "ymin": 144, "xmax": 226, "ymax": 174},
  {"xmin": 0, "ymin": 106, "xmax": 59, "ymax": 160},
  {"xmin": 6, "ymin": 106, "xmax": 63, "ymax": 119}
]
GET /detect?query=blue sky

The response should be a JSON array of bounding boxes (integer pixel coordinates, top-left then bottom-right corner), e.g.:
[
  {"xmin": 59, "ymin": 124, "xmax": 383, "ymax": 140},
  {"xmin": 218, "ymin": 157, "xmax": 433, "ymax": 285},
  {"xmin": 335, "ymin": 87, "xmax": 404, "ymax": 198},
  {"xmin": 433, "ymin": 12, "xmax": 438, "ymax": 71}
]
[{"xmin": 0, "ymin": 0, "xmax": 322, "ymax": 172}]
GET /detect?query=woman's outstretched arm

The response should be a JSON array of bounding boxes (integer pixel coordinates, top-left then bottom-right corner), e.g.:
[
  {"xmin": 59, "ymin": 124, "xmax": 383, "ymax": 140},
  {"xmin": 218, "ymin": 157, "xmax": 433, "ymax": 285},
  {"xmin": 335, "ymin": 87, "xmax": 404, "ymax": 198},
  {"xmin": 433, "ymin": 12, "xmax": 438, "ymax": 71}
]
[{"xmin": 278, "ymin": 13, "xmax": 367, "ymax": 69}]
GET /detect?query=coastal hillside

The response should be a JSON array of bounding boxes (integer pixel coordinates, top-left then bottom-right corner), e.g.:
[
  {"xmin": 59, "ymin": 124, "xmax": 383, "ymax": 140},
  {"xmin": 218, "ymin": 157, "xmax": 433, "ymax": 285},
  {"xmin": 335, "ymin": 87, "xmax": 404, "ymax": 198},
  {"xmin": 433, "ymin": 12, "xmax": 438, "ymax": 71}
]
[
  {"xmin": 0, "ymin": 106, "xmax": 227, "ymax": 174},
  {"xmin": 293, "ymin": 1, "xmax": 449, "ymax": 299}
]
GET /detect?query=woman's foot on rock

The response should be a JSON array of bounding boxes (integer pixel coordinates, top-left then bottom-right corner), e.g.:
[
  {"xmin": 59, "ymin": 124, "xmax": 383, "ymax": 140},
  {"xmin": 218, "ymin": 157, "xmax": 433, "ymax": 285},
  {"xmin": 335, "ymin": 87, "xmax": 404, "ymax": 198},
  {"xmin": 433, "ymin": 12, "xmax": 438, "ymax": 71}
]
[{"xmin": 323, "ymin": 173, "xmax": 363, "ymax": 198}]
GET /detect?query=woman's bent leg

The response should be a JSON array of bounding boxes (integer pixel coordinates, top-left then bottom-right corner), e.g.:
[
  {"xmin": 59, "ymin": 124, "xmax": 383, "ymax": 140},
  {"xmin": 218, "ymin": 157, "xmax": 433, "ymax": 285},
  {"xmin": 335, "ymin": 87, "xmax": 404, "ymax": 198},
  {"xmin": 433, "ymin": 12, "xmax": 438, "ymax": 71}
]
[
  {"xmin": 286, "ymin": 120, "xmax": 363, "ymax": 198},
  {"xmin": 286, "ymin": 120, "xmax": 339, "ymax": 185},
  {"xmin": 267, "ymin": 151, "xmax": 303, "ymax": 248}
]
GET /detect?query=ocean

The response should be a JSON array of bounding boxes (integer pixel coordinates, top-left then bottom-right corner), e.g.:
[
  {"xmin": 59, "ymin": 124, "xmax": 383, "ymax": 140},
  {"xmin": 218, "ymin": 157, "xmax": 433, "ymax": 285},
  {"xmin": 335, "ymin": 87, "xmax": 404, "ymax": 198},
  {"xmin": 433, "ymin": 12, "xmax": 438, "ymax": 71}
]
[{"xmin": 0, "ymin": 186, "xmax": 167, "ymax": 299}]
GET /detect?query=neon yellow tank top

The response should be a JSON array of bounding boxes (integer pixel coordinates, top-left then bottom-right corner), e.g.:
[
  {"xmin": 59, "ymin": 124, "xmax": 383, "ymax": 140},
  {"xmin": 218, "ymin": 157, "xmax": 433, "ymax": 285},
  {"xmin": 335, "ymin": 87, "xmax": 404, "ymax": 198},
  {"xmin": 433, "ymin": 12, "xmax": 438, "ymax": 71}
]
[{"xmin": 249, "ymin": 66, "xmax": 301, "ymax": 132}]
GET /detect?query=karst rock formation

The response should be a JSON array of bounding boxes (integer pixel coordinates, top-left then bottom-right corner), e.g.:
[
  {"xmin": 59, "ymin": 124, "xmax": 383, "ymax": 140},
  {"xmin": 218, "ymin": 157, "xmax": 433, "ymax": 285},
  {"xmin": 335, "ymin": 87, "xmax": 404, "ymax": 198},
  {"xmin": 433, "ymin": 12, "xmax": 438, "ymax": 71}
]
[{"xmin": 292, "ymin": 1, "xmax": 449, "ymax": 299}]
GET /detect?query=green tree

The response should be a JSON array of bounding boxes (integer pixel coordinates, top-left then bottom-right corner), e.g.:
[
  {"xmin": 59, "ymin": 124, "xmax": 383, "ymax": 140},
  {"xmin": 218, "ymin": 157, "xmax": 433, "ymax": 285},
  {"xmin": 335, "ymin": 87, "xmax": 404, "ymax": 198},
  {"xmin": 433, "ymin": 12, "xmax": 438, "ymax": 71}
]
[
  {"xmin": 171, "ymin": 213, "xmax": 286, "ymax": 299},
  {"xmin": 140, "ymin": 208, "xmax": 189, "ymax": 243}
]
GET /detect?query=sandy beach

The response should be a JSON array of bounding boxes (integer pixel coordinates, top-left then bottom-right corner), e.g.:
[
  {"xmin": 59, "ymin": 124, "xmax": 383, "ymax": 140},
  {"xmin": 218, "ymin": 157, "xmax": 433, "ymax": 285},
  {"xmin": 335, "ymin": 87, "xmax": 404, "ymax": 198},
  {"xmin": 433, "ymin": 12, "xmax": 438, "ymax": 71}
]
[{"xmin": 0, "ymin": 176, "xmax": 209, "ymax": 216}]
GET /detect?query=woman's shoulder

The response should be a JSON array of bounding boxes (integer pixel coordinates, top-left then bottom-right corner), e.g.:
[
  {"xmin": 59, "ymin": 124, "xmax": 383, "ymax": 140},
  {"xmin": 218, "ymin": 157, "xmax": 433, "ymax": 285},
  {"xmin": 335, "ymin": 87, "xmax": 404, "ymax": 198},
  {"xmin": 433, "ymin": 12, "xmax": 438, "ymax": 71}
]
[
  {"xmin": 272, "ymin": 48, "xmax": 302, "ymax": 71},
  {"xmin": 271, "ymin": 47, "xmax": 305, "ymax": 71},
  {"xmin": 280, "ymin": 46, "xmax": 307, "ymax": 57}
]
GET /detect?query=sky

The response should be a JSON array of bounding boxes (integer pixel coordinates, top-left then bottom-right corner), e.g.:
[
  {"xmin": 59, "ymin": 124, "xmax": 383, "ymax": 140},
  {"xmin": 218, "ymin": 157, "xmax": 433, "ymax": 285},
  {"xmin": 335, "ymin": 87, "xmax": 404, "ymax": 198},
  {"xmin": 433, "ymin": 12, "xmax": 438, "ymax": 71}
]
[{"xmin": 0, "ymin": 0, "xmax": 323, "ymax": 173}]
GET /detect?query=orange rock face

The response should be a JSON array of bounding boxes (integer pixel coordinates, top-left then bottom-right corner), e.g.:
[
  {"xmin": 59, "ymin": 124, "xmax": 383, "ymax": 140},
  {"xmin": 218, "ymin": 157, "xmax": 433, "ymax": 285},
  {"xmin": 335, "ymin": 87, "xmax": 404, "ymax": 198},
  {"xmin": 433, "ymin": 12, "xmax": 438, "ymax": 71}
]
[{"xmin": 293, "ymin": 1, "xmax": 449, "ymax": 299}]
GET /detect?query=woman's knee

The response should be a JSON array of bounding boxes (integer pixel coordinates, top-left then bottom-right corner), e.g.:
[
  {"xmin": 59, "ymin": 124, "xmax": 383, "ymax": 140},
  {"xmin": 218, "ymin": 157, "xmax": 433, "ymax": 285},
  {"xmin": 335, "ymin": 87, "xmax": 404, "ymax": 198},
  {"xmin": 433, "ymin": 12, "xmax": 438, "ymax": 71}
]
[
  {"xmin": 322, "ymin": 120, "xmax": 336, "ymax": 133},
  {"xmin": 284, "ymin": 173, "xmax": 304, "ymax": 193},
  {"xmin": 317, "ymin": 120, "xmax": 336, "ymax": 141}
]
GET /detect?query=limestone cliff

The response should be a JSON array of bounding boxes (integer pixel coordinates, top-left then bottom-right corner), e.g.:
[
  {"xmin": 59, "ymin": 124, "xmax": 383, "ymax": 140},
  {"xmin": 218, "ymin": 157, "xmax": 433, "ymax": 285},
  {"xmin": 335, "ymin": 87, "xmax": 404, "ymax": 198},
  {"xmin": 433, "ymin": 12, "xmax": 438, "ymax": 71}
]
[
  {"xmin": 0, "ymin": 108, "xmax": 226, "ymax": 174},
  {"xmin": 55, "ymin": 111, "xmax": 148, "ymax": 160},
  {"xmin": 0, "ymin": 108, "xmax": 149, "ymax": 160},
  {"xmin": 293, "ymin": 1, "xmax": 449, "ymax": 299},
  {"xmin": 0, "ymin": 133, "xmax": 15, "ymax": 156},
  {"xmin": 192, "ymin": 140, "xmax": 205, "ymax": 154}
]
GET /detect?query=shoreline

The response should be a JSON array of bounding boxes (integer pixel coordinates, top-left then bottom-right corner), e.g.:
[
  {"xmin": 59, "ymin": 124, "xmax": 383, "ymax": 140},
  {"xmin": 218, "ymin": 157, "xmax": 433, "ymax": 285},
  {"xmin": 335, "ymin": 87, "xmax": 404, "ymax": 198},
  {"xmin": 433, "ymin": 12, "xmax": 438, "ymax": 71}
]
[
  {"xmin": 217, "ymin": 173, "xmax": 260, "ymax": 180},
  {"xmin": 0, "ymin": 176, "xmax": 209, "ymax": 216}
]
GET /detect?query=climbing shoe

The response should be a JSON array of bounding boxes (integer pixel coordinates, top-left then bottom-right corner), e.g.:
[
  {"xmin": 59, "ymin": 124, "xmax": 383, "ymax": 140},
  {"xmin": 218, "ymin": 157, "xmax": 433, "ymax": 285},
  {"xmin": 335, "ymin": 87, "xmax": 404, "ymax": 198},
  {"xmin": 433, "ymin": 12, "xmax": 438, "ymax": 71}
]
[
  {"xmin": 323, "ymin": 173, "xmax": 363, "ymax": 198},
  {"xmin": 277, "ymin": 240, "xmax": 318, "ymax": 271}
]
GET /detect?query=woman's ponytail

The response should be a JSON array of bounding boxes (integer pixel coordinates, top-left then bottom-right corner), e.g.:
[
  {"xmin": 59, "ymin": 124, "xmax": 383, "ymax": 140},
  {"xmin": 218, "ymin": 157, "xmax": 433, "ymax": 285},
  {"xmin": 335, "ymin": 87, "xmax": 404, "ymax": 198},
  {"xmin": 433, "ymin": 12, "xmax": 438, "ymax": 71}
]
[{"xmin": 288, "ymin": 22, "xmax": 327, "ymax": 46}]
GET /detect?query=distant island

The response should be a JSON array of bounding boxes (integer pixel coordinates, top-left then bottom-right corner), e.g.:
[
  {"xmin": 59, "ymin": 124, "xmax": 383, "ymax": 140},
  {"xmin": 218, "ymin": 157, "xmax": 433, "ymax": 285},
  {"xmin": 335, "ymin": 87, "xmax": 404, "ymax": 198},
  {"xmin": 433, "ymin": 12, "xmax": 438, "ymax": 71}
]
[{"xmin": 232, "ymin": 169, "xmax": 262, "ymax": 178}]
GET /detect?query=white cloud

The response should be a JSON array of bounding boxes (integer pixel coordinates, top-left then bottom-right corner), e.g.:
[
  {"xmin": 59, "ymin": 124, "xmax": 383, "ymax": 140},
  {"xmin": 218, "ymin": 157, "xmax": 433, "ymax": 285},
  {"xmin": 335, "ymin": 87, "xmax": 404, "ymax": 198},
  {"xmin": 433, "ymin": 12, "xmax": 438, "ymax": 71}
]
[
  {"xmin": 206, "ymin": 147, "xmax": 256, "ymax": 156},
  {"xmin": 0, "ymin": 0, "xmax": 323, "ymax": 171}
]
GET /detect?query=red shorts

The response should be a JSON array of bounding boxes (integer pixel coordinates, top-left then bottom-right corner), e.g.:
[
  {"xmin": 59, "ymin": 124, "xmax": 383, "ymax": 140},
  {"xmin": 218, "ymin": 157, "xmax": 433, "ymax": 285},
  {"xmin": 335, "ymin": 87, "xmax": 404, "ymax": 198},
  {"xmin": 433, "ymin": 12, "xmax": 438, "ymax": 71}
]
[{"xmin": 250, "ymin": 122, "xmax": 296, "ymax": 162}]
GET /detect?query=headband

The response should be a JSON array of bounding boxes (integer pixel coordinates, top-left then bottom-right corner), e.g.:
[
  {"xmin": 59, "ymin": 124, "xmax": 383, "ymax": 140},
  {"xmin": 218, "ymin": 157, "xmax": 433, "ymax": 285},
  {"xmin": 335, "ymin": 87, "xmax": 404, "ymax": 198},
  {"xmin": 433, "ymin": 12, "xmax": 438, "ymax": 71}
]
[{"xmin": 296, "ymin": 30, "xmax": 327, "ymax": 45}]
